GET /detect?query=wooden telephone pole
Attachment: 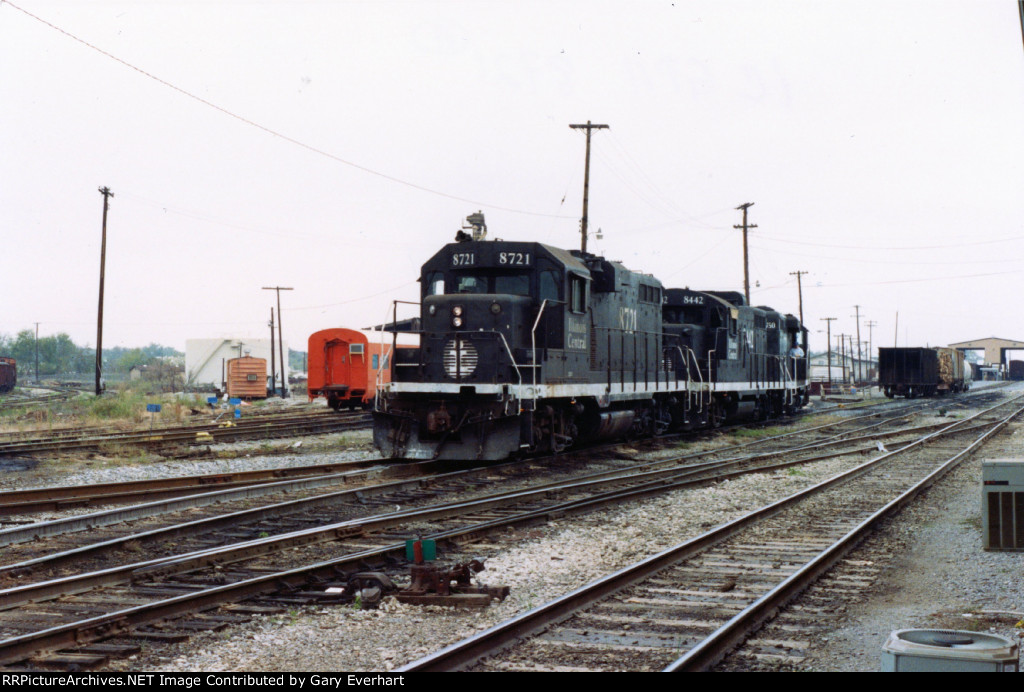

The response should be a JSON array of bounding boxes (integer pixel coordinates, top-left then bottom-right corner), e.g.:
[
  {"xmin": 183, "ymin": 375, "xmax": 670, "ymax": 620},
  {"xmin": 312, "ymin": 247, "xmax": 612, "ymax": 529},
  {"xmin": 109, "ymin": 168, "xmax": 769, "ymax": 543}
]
[
  {"xmin": 735, "ymin": 203, "xmax": 757, "ymax": 305},
  {"xmin": 852, "ymin": 305, "xmax": 863, "ymax": 383},
  {"xmin": 821, "ymin": 317, "xmax": 836, "ymax": 390},
  {"xmin": 569, "ymin": 121, "xmax": 609, "ymax": 253},
  {"xmin": 96, "ymin": 186, "xmax": 113, "ymax": 396},
  {"xmin": 262, "ymin": 286, "xmax": 293, "ymax": 398},
  {"xmin": 789, "ymin": 270, "xmax": 808, "ymax": 325}
]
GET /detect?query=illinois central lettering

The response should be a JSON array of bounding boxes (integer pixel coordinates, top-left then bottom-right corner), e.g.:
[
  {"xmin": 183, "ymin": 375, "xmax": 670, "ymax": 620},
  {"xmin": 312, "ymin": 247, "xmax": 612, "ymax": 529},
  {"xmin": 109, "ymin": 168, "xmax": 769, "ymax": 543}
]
[{"xmin": 567, "ymin": 317, "xmax": 588, "ymax": 350}]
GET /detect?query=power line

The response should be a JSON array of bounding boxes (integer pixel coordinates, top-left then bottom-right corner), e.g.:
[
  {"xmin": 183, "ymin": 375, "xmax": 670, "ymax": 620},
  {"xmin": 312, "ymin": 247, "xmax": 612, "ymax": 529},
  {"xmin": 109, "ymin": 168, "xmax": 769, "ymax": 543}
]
[
  {"xmin": 754, "ymin": 233, "xmax": 1024, "ymax": 251},
  {"xmin": 2, "ymin": 0, "xmax": 573, "ymax": 220}
]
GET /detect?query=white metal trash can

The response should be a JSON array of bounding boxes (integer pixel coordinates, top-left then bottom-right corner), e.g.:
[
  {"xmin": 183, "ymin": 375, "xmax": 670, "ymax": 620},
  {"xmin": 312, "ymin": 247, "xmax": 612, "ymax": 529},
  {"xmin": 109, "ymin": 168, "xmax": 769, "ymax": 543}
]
[{"xmin": 881, "ymin": 629, "xmax": 1019, "ymax": 672}]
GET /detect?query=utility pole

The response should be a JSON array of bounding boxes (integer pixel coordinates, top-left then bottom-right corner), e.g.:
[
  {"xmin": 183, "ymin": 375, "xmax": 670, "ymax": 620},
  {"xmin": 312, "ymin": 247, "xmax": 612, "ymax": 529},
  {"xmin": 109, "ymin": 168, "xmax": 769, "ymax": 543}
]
[
  {"xmin": 569, "ymin": 121, "xmax": 609, "ymax": 254},
  {"xmin": 852, "ymin": 305, "xmax": 863, "ymax": 384},
  {"xmin": 734, "ymin": 203, "xmax": 757, "ymax": 305},
  {"xmin": 268, "ymin": 308, "xmax": 277, "ymax": 397},
  {"xmin": 96, "ymin": 186, "xmax": 113, "ymax": 396},
  {"xmin": 789, "ymin": 270, "xmax": 807, "ymax": 325},
  {"xmin": 34, "ymin": 322, "xmax": 39, "ymax": 383},
  {"xmin": 262, "ymin": 286, "xmax": 293, "ymax": 398},
  {"xmin": 837, "ymin": 334, "xmax": 848, "ymax": 384},
  {"xmin": 848, "ymin": 335, "xmax": 856, "ymax": 384},
  {"xmin": 866, "ymin": 320, "xmax": 878, "ymax": 380},
  {"xmin": 821, "ymin": 317, "xmax": 836, "ymax": 392}
]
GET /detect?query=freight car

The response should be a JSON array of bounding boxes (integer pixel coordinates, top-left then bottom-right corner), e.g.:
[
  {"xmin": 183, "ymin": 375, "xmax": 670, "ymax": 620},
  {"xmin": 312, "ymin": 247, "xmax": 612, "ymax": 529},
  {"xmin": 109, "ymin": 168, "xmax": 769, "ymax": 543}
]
[
  {"xmin": 0, "ymin": 357, "xmax": 15, "ymax": 394},
  {"xmin": 878, "ymin": 346, "xmax": 968, "ymax": 398},
  {"xmin": 308, "ymin": 328, "xmax": 411, "ymax": 410},
  {"xmin": 225, "ymin": 355, "xmax": 267, "ymax": 399},
  {"xmin": 1009, "ymin": 360, "xmax": 1024, "ymax": 381},
  {"xmin": 372, "ymin": 213, "xmax": 808, "ymax": 461}
]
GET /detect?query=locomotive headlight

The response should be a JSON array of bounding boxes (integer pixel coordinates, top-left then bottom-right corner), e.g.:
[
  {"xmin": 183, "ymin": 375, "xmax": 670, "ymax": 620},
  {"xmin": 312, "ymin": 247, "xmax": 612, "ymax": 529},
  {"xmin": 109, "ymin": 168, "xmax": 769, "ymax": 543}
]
[
  {"xmin": 490, "ymin": 302, "xmax": 501, "ymax": 315},
  {"xmin": 452, "ymin": 305, "xmax": 463, "ymax": 317},
  {"xmin": 452, "ymin": 316, "xmax": 463, "ymax": 328},
  {"xmin": 428, "ymin": 304, "xmax": 437, "ymax": 316}
]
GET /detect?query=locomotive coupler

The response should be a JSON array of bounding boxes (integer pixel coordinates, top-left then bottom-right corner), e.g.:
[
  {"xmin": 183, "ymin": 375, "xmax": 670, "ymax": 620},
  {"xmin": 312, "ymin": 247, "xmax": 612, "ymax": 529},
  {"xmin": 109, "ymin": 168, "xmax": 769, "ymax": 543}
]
[{"xmin": 426, "ymin": 402, "xmax": 453, "ymax": 433}]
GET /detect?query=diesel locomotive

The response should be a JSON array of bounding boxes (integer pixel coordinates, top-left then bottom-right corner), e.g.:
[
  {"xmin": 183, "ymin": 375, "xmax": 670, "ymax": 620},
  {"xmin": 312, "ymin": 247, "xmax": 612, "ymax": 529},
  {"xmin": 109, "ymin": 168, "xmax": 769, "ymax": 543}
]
[{"xmin": 372, "ymin": 213, "xmax": 808, "ymax": 461}]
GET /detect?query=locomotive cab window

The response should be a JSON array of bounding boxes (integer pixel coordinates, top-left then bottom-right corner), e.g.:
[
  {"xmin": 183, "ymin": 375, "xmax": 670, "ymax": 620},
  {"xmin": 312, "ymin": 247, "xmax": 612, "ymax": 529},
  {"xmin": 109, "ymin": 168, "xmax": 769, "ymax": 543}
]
[
  {"xmin": 455, "ymin": 274, "xmax": 487, "ymax": 294},
  {"xmin": 494, "ymin": 272, "xmax": 530, "ymax": 296},
  {"xmin": 569, "ymin": 274, "xmax": 588, "ymax": 313},
  {"xmin": 425, "ymin": 271, "xmax": 445, "ymax": 296},
  {"xmin": 539, "ymin": 269, "xmax": 560, "ymax": 303}
]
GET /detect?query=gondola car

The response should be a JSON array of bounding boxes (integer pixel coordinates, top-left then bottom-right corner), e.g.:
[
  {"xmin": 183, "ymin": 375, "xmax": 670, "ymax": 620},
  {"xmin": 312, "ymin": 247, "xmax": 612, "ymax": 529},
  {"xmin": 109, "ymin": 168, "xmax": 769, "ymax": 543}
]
[
  {"xmin": 372, "ymin": 213, "xmax": 808, "ymax": 461},
  {"xmin": 878, "ymin": 346, "xmax": 967, "ymax": 398}
]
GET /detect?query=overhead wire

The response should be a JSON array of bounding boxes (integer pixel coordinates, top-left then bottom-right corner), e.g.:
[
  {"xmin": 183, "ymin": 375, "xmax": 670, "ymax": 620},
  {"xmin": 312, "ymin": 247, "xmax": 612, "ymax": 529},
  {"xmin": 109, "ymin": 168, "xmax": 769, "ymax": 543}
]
[
  {"xmin": 1, "ymin": 0, "xmax": 573, "ymax": 220},
  {"xmin": 751, "ymin": 242, "xmax": 1024, "ymax": 266}
]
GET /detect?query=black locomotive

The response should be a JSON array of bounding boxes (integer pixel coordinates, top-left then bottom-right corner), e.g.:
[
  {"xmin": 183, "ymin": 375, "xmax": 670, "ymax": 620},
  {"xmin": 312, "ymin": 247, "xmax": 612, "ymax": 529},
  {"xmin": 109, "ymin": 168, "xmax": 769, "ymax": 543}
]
[{"xmin": 373, "ymin": 214, "xmax": 808, "ymax": 460}]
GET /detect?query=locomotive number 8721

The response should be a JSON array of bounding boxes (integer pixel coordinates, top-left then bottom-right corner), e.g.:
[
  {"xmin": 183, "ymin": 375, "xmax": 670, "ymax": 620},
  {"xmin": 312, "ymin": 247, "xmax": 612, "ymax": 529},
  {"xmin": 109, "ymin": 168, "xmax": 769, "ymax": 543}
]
[{"xmin": 372, "ymin": 213, "xmax": 808, "ymax": 461}]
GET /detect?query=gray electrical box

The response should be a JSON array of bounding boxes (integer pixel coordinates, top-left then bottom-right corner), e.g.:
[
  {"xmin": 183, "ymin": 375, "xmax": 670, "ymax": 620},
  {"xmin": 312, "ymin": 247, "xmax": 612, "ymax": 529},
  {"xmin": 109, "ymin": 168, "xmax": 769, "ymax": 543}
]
[
  {"xmin": 882, "ymin": 629, "xmax": 1019, "ymax": 672},
  {"xmin": 982, "ymin": 459, "xmax": 1024, "ymax": 551}
]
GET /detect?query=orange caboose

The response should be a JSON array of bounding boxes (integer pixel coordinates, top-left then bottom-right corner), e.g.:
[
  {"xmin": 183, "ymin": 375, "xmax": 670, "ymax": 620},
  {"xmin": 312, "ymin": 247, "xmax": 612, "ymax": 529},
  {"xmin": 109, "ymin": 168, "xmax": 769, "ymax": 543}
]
[{"xmin": 308, "ymin": 329, "xmax": 405, "ymax": 410}]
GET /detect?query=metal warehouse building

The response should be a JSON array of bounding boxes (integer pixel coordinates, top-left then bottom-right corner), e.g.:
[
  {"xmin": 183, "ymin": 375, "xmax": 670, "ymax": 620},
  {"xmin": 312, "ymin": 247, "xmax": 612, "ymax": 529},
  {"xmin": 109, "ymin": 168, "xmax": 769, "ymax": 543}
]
[{"xmin": 948, "ymin": 337, "xmax": 1024, "ymax": 366}]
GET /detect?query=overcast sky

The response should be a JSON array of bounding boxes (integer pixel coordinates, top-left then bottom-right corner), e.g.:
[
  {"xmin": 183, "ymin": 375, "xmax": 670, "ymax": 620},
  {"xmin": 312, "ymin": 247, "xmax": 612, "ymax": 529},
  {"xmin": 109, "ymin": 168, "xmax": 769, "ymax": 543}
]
[{"xmin": 3, "ymin": 0, "xmax": 1023, "ymax": 360}]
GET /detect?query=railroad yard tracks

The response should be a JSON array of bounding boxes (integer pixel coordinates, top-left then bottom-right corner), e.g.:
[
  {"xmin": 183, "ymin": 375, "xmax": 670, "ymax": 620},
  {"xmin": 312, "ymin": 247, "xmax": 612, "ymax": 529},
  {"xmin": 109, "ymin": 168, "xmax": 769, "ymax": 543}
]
[
  {"xmin": 0, "ymin": 390, "xmax": 1014, "ymax": 670},
  {"xmin": 399, "ymin": 394, "xmax": 1024, "ymax": 672},
  {"xmin": 0, "ymin": 409, "xmax": 369, "ymax": 457}
]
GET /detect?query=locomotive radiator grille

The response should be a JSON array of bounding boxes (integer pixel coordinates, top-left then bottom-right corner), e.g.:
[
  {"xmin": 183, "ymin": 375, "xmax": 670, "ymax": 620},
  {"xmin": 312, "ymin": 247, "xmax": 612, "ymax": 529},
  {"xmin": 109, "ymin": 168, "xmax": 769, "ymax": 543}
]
[{"xmin": 443, "ymin": 338, "xmax": 478, "ymax": 379}]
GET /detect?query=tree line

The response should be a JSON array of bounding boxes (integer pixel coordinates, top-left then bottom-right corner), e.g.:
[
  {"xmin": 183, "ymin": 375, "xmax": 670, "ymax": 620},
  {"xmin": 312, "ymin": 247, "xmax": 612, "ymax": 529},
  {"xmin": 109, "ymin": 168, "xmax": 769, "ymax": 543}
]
[{"xmin": 0, "ymin": 330, "xmax": 182, "ymax": 378}]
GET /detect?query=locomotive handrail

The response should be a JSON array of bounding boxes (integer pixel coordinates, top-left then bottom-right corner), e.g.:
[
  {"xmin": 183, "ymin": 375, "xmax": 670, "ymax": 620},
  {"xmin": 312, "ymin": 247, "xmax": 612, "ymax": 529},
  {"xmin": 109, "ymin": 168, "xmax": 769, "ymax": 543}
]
[
  {"xmin": 375, "ymin": 300, "xmax": 423, "ymax": 411},
  {"xmin": 530, "ymin": 299, "xmax": 561, "ymax": 406},
  {"xmin": 673, "ymin": 345, "xmax": 706, "ymax": 415},
  {"xmin": 494, "ymin": 331, "xmax": 523, "ymax": 393}
]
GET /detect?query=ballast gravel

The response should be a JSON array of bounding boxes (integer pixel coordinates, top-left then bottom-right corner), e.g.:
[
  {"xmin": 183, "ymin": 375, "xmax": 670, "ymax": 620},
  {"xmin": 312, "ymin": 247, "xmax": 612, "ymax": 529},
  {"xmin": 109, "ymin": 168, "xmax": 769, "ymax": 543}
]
[
  {"xmin": 9, "ymin": 388, "xmax": 1024, "ymax": 672},
  {"xmin": 110, "ymin": 454, "xmax": 879, "ymax": 672}
]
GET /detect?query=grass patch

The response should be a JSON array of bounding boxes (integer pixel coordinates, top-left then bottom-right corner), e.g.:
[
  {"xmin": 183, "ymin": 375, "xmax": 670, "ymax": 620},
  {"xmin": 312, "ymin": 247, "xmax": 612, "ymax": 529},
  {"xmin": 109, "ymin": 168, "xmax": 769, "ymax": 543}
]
[{"xmin": 730, "ymin": 426, "xmax": 786, "ymax": 439}]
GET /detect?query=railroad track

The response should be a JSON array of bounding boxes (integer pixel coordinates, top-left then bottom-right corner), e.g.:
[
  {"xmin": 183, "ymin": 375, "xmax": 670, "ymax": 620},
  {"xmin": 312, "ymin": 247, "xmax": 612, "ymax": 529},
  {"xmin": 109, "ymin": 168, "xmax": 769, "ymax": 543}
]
[
  {"xmin": 397, "ymin": 394, "xmax": 1024, "ymax": 672},
  {"xmin": 0, "ymin": 395, "xmax": 999, "ymax": 670},
  {"xmin": 0, "ymin": 410, "xmax": 369, "ymax": 457}
]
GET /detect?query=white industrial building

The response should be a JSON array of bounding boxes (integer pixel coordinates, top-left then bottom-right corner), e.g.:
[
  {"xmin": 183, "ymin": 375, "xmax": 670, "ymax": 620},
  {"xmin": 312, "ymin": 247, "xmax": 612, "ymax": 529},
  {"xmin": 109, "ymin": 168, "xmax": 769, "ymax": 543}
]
[{"xmin": 185, "ymin": 338, "xmax": 289, "ymax": 390}]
